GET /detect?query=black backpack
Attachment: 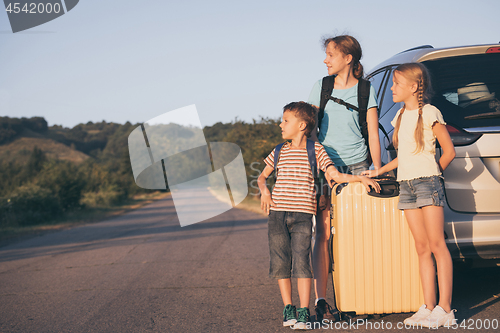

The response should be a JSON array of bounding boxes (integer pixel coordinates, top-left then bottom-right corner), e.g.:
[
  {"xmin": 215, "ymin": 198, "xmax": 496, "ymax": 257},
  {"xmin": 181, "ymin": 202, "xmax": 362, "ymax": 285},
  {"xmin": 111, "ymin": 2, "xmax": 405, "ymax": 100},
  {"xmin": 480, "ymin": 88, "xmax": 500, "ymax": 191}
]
[{"xmin": 318, "ymin": 76, "xmax": 388, "ymax": 164}]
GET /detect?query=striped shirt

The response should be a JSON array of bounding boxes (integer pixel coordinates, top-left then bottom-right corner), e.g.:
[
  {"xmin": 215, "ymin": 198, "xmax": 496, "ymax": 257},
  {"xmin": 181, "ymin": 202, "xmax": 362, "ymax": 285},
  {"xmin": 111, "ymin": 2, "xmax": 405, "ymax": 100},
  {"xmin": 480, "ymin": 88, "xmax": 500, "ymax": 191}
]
[{"xmin": 264, "ymin": 141, "xmax": 334, "ymax": 215}]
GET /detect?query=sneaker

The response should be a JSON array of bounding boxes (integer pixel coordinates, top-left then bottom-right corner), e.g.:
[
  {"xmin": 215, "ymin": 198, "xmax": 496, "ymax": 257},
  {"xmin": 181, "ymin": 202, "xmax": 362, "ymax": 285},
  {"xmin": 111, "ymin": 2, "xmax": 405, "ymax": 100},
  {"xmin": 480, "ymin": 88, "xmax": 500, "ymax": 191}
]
[
  {"xmin": 292, "ymin": 307, "xmax": 310, "ymax": 330},
  {"xmin": 315, "ymin": 299, "xmax": 335, "ymax": 322},
  {"xmin": 403, "ymin": 304, "xmax": 431, "ymax": 326},
  {"xmin": 418, "ymin": 305, "xmax": 457, "ymax": 328},
  {"xmin": 283, "ymin": 304, "xmax": 297, "ymax": 327}
]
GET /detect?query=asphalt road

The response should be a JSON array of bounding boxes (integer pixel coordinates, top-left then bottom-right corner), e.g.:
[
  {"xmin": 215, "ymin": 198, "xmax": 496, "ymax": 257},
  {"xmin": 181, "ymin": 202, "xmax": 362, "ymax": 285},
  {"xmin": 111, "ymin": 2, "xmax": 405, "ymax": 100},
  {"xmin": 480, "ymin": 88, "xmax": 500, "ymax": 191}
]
[{"xmin": 1, "ymin": 195, "xmax": 499, "ymax": 333}]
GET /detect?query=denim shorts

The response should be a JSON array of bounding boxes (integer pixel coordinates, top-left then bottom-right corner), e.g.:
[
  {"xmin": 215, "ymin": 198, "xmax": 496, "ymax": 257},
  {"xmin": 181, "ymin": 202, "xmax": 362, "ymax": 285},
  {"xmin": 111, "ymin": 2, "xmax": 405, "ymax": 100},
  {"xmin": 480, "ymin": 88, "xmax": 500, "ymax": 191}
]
[
  {"xmin": 398, "ymin": 176, "xmax": 446, "ymax": 210},
  {"xmin": 268, "ymin": 211, "xmax": 313, "ymax": 279}
]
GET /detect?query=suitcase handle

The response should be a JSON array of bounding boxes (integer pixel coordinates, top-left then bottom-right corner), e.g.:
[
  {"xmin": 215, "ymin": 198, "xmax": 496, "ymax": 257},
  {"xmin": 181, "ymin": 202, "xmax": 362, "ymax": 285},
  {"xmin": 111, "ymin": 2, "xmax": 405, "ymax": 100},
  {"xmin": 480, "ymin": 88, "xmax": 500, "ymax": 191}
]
[
  {"xmin": 368, "ymin": 180, "xmax": 399, "ymax": 198},
  {"xmin": 334, "ymin": 180, "xmax": 399, "ymax": 197},
  {"xmin": 334, "ymin": 183, "xmax": 349, "ymax": 196}
]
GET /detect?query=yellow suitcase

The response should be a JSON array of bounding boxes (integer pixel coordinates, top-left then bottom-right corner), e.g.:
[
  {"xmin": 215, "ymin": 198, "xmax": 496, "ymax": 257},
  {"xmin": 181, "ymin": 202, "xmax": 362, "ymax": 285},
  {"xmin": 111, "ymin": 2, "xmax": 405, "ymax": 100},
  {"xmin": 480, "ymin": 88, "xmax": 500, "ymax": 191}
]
[{"xmin": 330, "ymin": 181, "xmax": 424, "ymax": 315}]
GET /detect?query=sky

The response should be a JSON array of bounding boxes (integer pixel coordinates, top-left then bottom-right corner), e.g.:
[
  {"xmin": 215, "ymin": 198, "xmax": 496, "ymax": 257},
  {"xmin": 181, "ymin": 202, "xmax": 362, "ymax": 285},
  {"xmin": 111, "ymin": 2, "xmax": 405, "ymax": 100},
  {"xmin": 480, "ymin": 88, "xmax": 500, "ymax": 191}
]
[{"xmin": 1, "ymin": 0, "xmax": 499, "ymax": 129}]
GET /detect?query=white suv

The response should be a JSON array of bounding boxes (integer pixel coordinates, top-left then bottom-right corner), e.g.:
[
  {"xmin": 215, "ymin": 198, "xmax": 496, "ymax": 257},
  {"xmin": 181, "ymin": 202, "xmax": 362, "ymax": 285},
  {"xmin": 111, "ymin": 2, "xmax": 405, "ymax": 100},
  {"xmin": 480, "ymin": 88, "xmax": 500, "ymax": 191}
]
[{"xmin": 366, "ymin": 44, "xmax": 500, "ymax": 262}]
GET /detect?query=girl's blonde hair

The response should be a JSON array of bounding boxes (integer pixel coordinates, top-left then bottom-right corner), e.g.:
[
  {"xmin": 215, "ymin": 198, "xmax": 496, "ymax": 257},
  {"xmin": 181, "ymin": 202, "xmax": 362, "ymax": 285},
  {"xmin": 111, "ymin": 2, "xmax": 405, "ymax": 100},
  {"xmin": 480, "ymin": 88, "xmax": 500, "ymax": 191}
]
[{"xmin": 392, "ymin": 63, "xmax": 433, "ymax": 153}]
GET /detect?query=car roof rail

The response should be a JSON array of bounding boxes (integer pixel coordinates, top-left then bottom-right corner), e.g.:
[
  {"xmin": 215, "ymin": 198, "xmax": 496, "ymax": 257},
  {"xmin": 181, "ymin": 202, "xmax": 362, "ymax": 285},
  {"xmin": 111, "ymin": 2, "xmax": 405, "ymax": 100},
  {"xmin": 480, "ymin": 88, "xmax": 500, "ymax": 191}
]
[{"xmin": 398, "ymin": 45, "xmax": 434, "ymax": 54}]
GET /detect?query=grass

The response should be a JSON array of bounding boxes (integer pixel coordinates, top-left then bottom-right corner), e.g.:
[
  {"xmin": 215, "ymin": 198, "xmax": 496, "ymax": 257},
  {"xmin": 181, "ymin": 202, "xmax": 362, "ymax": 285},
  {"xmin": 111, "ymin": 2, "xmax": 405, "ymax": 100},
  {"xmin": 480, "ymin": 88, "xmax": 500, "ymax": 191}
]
[{"xmin": 0, "ymin": 191, "xmax": 169, "ymax": 244}]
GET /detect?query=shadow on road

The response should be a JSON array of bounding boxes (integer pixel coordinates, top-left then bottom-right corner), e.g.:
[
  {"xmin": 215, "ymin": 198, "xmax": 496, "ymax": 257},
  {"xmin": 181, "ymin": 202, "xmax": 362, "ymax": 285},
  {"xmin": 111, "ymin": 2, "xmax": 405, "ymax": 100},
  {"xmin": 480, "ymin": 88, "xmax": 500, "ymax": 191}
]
[
  {"xmin": 453, "ymin": 264, "xmax": 500, "ymax": 320},
  {"xmin": 0, "ymin": 196, "xmax": 267, "ymax": 263}
]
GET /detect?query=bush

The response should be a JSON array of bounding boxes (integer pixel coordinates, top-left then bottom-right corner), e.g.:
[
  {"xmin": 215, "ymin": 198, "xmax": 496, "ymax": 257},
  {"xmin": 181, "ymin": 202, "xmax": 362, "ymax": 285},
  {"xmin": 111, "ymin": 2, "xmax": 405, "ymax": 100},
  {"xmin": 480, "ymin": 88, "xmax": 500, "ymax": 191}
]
[
  {"xmin": 0, "ymin": 184, "xmax": 62, "ymax": 227},
  {"xmin": 36, "ymin": 160, "xmax": 85, "ymax": 210},
  {"xmin": 80, "ymin": 185, "xmax": 126, "ymax": 208}
]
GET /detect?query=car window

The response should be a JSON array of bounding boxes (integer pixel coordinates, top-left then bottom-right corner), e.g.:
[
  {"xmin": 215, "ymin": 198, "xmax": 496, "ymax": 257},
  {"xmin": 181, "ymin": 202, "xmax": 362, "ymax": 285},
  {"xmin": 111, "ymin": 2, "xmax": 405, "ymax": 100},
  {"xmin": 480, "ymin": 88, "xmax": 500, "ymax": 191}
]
[
  {"xmin": 423, "ymin": 53, "xmax": 500, "ymax": 129},
  {"xmin": 367, "ymin": 69, "xmax": 388, "ymax": 109},
  {"xmin": 368, "ymin": 67, "xmax": 401, "ymax": 165},
  {"xmin": 379, "ymin": 110, "xmax": 395, "ymax": 149},
  {"xmin": 379, "ymin": 69, "xmax": 399, "ymax": 119}
]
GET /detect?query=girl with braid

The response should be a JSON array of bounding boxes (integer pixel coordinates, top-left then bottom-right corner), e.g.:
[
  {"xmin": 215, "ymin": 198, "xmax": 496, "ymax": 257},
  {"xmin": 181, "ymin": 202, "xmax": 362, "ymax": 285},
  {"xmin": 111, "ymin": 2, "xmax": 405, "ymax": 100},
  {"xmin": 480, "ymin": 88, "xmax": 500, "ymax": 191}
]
[{"xmin": 363, "ymin": 63, "xmax": 457, "ymax": 328}]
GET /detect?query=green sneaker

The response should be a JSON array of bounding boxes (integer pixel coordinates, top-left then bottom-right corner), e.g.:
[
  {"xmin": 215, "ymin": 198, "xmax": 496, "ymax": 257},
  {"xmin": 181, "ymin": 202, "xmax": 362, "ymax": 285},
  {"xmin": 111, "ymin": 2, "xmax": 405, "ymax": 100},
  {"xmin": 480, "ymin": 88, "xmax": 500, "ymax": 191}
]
[
  {"xmin": 292, "ymin": 307, "xmax": 310, "ymax": 330},
  {"xmin": 283, "ymin": 304, "xmax": 297, "ymax": 327}
]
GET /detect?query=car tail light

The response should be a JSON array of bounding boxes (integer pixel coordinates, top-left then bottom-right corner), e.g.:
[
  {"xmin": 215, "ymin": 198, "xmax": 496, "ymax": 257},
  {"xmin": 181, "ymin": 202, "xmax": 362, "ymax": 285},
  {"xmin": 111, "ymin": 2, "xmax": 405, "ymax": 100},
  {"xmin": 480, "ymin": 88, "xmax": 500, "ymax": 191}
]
[
  {"xmin": 486, "ymin": 46, "xmax": 500, "ymax": 54},
  {"xmin": 446, "ymin": 124, "xmax": 482, "ymax": 146}
]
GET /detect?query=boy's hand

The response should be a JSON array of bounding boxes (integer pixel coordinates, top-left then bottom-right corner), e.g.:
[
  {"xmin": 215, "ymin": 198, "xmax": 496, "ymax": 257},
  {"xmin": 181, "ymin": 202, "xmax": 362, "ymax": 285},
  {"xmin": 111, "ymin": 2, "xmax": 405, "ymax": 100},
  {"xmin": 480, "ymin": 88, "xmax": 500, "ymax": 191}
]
[
  {"xmin": 257, "ymin": 165, "xmax": 276, "ymax": 215},
  {"xmin": 261, "ymin": 193, "xmax": 276, "ymax": 215},
  {"xmin": 359, "ymin": 176, "xmax": 381, "ymax": 193},
  {"xmin": 324, "ymin": 172, "xmax": 335, "ymax": 187}
]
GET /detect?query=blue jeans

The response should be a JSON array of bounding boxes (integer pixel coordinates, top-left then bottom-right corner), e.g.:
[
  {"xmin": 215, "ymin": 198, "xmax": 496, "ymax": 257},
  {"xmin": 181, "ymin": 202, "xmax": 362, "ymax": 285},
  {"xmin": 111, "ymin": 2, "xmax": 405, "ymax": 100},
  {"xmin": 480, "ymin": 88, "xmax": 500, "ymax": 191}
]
[
  {"xmin": 398, "ymin": 176, "xmax": 446, "ymax": 210},
  {"xmin": 268, "ymin": 211, "xmax": 313, "ymax": 279}
]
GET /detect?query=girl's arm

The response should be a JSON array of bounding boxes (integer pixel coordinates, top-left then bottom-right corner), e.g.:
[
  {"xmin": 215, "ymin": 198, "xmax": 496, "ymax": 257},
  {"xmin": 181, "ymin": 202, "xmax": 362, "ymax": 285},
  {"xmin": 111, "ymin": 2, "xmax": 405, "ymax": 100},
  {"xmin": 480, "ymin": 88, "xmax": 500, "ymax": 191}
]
[
  {"xmin": 361, "ymin": 157, "xmax": 398, "ymax": 178},
  {"xmin": 325, "ymin": 165, "xmax": 381, "ymax": 192},
  {"xmin": 433, "ymin": 122, "xmax": 456, "ymax": 172},
  {"xmin": 257, "ymin": 165, "xmax": 276, "ymax": 215},
  {"xmin": 367, "ymin": 107, "xmax": 382, "ymax": 169}
]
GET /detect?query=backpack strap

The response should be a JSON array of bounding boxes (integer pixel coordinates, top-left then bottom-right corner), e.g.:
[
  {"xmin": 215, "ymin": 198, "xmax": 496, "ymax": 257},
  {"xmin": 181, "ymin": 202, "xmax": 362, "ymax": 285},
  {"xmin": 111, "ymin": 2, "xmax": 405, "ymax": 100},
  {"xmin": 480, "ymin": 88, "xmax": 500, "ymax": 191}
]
[
  {"xmin": 328, "ymin": 96, "xmax": 359, "ymax": 111},
  {"xmin": 306, "ymin": 139, "xmax": 318, "ymax": 178},
  {"xmin": 357, "ymin": 78, "xmax": 371, "ymax": 145},
  {"xmin": 318, "ymin": 75, "xmax": 335, "ymax": 131},
  {"xmin": 274, "ymin": 140, "xmax": 318, "ymax": 178},
  {"xmin": 273, "ymin": 142, "xmax": 286, "ymax": 177}
]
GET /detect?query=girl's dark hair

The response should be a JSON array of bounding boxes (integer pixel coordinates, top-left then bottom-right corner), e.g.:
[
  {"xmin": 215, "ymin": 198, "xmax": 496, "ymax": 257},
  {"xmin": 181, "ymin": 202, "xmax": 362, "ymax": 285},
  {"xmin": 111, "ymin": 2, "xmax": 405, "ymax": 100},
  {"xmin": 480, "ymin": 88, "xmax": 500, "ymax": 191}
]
[
  {"xmin": 323, "ymin": 35, "xmax": 364, "ymax": 79},
  {"xmin": 283, "ymin": 101, "xmax": 316, "ymax": 137}
]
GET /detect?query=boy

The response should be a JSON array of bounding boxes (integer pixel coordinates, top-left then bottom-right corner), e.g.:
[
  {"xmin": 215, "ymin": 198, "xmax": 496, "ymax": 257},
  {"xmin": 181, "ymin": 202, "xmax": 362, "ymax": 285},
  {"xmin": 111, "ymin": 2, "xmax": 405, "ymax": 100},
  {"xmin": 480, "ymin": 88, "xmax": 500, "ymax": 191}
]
[{"xmin": 258, "ymin": 101, "xmax": 379, "ymax": 330}]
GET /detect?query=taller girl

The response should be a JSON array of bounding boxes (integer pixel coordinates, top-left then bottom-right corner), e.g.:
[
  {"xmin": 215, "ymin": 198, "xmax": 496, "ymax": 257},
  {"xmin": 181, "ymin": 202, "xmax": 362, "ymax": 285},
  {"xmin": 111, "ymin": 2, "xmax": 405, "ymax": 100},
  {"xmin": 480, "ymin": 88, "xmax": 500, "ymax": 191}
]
[
  {"xmin": 307, "ymin": 35, "xmax": 381, "ymax": 321},
  {"xmin": 363, "ymin": 63, "xmax": 457, "ymax": 328}
]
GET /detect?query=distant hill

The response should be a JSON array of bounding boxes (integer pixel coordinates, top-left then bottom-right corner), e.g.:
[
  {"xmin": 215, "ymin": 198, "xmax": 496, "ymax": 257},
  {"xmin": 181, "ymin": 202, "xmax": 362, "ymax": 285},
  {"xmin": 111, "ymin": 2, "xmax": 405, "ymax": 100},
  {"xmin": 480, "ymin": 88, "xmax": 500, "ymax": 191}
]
[
  {"xmin": 0, "ymin": 137, "xmax": 90, "ymax": 164},
  {"xmin": 0, "ymin": 117, "xmax": 140, "ymax": 227},
  {"xmin": 0, "ymin": 116, "xmax": 90, "ymax": 164},
  {"xmin": 0, "ymin": 116, "xmax": 133, "ymax": 163},
  {"xmin": 0, "ymin": 116, "xmax": 48, "ymax": 145}
]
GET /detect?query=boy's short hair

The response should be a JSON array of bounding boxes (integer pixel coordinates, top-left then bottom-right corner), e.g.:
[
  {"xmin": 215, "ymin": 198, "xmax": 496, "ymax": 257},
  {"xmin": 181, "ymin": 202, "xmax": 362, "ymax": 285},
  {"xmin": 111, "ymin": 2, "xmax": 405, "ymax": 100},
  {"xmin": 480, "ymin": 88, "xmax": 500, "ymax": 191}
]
[{"xmin": 283, "ymin": 101, "xmax": 316, "ymax": 137}]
